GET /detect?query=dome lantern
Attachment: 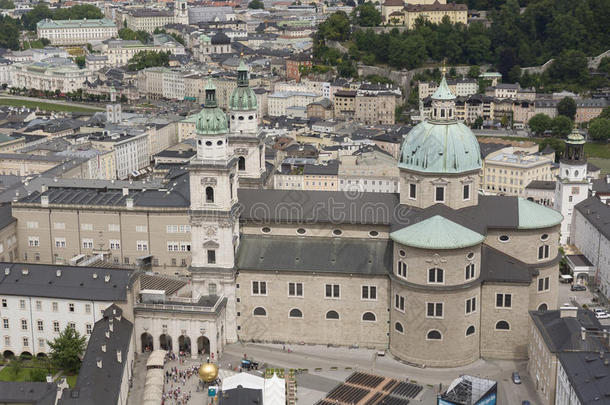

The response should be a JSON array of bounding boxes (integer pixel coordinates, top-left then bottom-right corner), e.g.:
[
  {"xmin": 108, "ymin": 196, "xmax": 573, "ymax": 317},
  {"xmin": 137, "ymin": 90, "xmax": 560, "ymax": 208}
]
[{"xmin": 430, "ymin": 65, "xmax": 456, "ymax": 122}]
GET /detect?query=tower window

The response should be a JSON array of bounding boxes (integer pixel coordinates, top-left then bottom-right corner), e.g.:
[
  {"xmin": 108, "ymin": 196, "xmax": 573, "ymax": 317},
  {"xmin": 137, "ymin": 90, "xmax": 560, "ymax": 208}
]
[
  {"xmin": 205, "ymin": 187, "xmax": 214, "ymax": 203},
  {"xmin": 205, "ymin": 141, "xmax": 212, "ymax": 146},
  {"xmin": 409, "ymin": 183, "xmax": 416, "ymax": 199},
  {"xmin": 217, "ymin": 140, "xmax": 223, "ymax": 146},
  {"xmin": 463, "ymin": 184, "xmax": 470, "ymax": 200},
  {"xmin": 435, "ymin": 187, "xmax": 445, "ymax": 202},
  {"xmin": 238, "ymin": 156, "xmax": 246, "ymax": 171}
]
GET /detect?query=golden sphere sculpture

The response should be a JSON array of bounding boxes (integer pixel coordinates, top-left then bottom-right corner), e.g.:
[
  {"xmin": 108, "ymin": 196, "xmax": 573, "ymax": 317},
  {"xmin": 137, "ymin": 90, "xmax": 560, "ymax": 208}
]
[{"xmin": 199, "ymin": 362, "xmax": 219, "ymax": 382}]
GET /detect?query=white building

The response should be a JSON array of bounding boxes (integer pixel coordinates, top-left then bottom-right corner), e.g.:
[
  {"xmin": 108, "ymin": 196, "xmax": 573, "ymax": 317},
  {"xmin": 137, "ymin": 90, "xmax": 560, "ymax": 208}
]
[
  {"xmin": 90, "ymin": 132, "xmax": 150, "ymax": 179},
  {"xmin": 10, "ymin": 58, "xmax": 94, "ymax": 93},
  {"xmin": 100, "ymin": 37, "xmax": 185, "ymax": 68},
  {"xmin": 0, "ymin": 263, "xmax": 130, "ymax": 358},
  {"xmin": 36, "ymin": 18, "xmax": 118, "ymax": 46},
  {"xmin": 267, "ymin": 91, "xmax": 318, "ymax": 117},
  {"xmin": 554, "ymin": 130, "xmax": 588, "ymax": 245}
]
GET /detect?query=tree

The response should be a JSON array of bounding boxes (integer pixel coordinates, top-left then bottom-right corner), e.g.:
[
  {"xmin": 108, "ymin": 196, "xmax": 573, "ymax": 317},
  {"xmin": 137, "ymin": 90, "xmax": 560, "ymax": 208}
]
[
  {"xmin": 598, "ymin": 106, "xmax": 610, "ymax": 120},
  {"xmin": 548, "ymin": 50, "xmax": 588, "ymax": 85},
  {"xmin": 74, "ymin": 56, "xmax": 86, "ymax": 69},
  {"xmin": 317, "ymin": 11, "xmax": 351, "ymax": 42},
  {"xmin": 352, "ymin": 2, "xmax": 381, "ymax": 27},
  {"xmin": 7, "ymin": 358, "xmax": 22, "ymax": 379},
  {"xmin": 127, "ymin": 50, "xmax": 170, "ymax": 71},
  {"xmin": 472, "ymin": 116, "xmax": 484, "ymax": 129},
  {"xmin": 0, "ymin": 16, "xmax": 20, "ymax": 50},
  {"xmin": 551, "ymin": 115, "xmax": 573, "ymax": 137},
  {"xmin": 589, "ymin": 118, "xmax": 610, "ymax": 141},
  {"xmin": 248, "ymin": 0, "xmax": 264, "ymax": 9},
  {"xmin": 528, "ymin": 113, "xmax": 552, "ymax": 135},
  {"xmin": 118, "ymin": 28, "xmax": 151, "ymax": 43},
  {"xmin": 47, "ymin": 327, "xmax": 87, "ymax": 374},
  {"xmin": 539, "ymin": 138, "xmax": 565, "ymax": 161},
  {"xmin": 557, "ymin": 97, "xmax": 576, "ymax": 120},
  {"xmin": 468, "ymin": 65, "xmax": 480, "ymax": 78},
  {"xmin": 0, "ymin": 0, "xmax": 15, "ymax": 9}
]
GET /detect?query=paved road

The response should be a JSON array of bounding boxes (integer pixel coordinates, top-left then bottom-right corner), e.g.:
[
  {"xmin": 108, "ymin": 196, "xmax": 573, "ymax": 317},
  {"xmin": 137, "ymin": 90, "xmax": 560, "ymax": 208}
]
[
  {"xmin": 0, "ymin": 94, "xmax": 104, "ymax": 110},
  {"xmin": 473, "ymin": 129, "xmax": 530, "ymax": 138}
]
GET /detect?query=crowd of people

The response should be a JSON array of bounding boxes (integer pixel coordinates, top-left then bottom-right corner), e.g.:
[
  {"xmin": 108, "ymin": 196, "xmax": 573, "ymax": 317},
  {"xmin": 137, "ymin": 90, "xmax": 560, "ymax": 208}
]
[{"xmin": 160, "ymin": 353, "xmax": 205, "ymax": 405}]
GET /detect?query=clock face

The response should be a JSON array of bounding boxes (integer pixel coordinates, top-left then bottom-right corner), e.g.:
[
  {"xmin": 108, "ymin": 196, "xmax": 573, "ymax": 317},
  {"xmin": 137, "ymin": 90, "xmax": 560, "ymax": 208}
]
[{"xmin": 205, "ymin": 226, "xmax": 217, "ymax": 238}]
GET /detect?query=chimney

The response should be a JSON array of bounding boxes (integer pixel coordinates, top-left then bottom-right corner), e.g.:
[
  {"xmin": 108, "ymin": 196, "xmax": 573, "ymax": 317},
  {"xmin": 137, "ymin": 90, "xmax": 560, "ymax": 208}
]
[
  {"xmin": 560, "ymin": 306, "xmax": 578, "ymax": 318},
  {"xmin": 104, "ymin": 274, "xmax": 110, "ymax": 283},
  {"xmin": 101, "ymin": 343, "xmax": 106, "ymax": 352},
  {"xmin": 21, "ymin": 268, "xmax": 29, "ymax": 275},
  {"xmin": 122, "ymin": 188, "xmax": 129, "ymax": 196},
  {"xmin": 116, "ymin": 350, "xmax": 122, "ymax": 363},
  {"xmin": 581, "ymin": 327, "xmax": 586, "ymax": 341},
  {"xmin": 96, "ymin": 357, "xmax": 102, "ymax": 368},
  {"xmin": 109, "ymin": 319, "xmax": 114, "ymax": 332},
  {"xmin": 126, "ymin": 198, "xmax": 134, "ymax": 209},
  {"xmin": 92, "ymin": 273, "xmax": 98, "ymax": 279},
  {"xmin": 4, "ymin": 268, "xmax": 9, "ymax": 275},
  {"xmin": 56, "ymin": 270, "xmax": 61, "ymax": 277},
  {"xmin": 105, "ymin": 330, "xmax": 110, "ymax": 339},
  {"xmin": 41, "ymin": 195, "xmax": 49, "ymax": 207},
  {"xmin": 41, "ymin": 185, "xmax": 48, "ymax": 193}
]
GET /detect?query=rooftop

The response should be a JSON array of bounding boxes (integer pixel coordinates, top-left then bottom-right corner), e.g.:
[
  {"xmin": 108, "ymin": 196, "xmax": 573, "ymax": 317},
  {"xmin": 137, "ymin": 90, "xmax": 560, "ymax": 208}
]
[{"xmin": 558, "ymin": 352, "xmax": 610, "ymax": 404}]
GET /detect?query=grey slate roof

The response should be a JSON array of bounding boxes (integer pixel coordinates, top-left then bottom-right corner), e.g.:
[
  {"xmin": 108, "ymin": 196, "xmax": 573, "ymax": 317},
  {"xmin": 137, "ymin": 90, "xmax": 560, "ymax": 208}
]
[
  {"xmin": 220, "ymin": 387, "xmax": 263, "ymax": 405},
  {"xmin": 525, "ymin": 180, "xmax": 556, "ymax": 190},
  {"xmin": 592, "ymin": 178, "xmax": 610, "ymax": 193},
  {"xmin": 480, "ymin": 245, "xmax": 533, "ymax": 284},
  {"xmin": 0, "ymin": 262, "xmax": 131, "ymax": 301},
  {"xmin": 0, "ymin": 203, "xmax": 15, "ymax": 229},
  {"xmin": 557, "ymin": 352, "xmax": 610, "ymax": 404},
  {"xmin": 574, "ymin": 196, "xmax": 610, "ymax": 240},
  {"xmin": 529, "ymin": 309, "xmax": 604, "ymax": 353},
  {"xmin": 236, "ymin": 235, "xmax": 392, "ymax": 275},
  {"xmin": 0, "ymin": 382, "xmax": 58, "ymax": 404},
  {"xmin": 58, "ymin": 305, "xmax": 133, "ymax": 405},
  {"xmin": 567, "ymin": 254, "xmax": 594, "ymax": 267}
]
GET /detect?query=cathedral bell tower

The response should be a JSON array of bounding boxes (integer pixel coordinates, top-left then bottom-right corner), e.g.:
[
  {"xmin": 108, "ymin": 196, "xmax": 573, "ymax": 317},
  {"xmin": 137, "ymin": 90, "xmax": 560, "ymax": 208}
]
[
  {"xmin": 174, "ymin": 0, "xmax": 189, "ymax": 25},
  {"xmin": 228, "ymin": 56, "xmax": 266, "ymax": 188},
  {"xmin": 106, "ymin": 87, "xmax": 121, "ymax": 124},
  {"xmin": 189, "ymin": 77, "xmax": 239, "ymax": 342},
  {"xmin": 554, "ymin": 126, "xmax": 588, "ymax": 244}
]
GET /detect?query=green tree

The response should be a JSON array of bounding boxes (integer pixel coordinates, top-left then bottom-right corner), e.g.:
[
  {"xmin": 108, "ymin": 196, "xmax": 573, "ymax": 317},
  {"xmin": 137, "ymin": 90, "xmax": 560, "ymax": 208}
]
[
  {"xmin": 599, "ymin": 106, "xmax": 610, "ymax": 120},
  {"xmin": 52, "ymin": 4, "xmax": 103, "ymax": 20},
  {"xmin": 472, "ymin": 116, "xmax": 484, "ymax": 129},
  {"xmin": 548, "ymin": 50, "xmax": 589, "ymax": 85},
  {"xmin": 119, "ymin": 28, "xmax": 151, "ymax": 43},
  {"xmin": 74, "ymin": 56, "xmax": 86, "ymax": 69},
  {"xmin": 21, "ymin": 3, "xmax": 52, "ymax": 30},
  {"xmin": 468, "ymin": 65, "xmax": 480, "ymax": 78},
  {"xmin": 0, "ymin": 0, "xmax": 15, "ymax": 9},
  {"xmin": 589, "ymin": 118, "xmax": 610, "ymax": 141},
  {"xmin": 47, "ymin": 327, "xmax": 87, "ymax": 374},
  {"xmin": 0, "ymin": 16, "xmax": 20, "ymax": 50},
  {"xmin": 539, "ymin": 138, "xmax": 565, "ymax": 161},
  {"xmin": 248, "ymin": 0, "xmax": 264, "ymax": 9},
  {"xmin": 351, "ymin": 2, "xmax": 381, "ymax": 27},
  {"xmin": 528, "ymin": 113, "xmax": 552, "ymax": 135},
  {"xmin": 551, "ymin": 115, "xmax": 573, "ymax": 137},
  {"xmin": 557, "ymin": 97, "xmax": 576, "ymax": 120},
  {"xmin": 127, "ymin": 50, "xmax": 170, "ymax": 71},
  {"xmin": 7, "ymin": 358, "xmax": 22, "ymax": 379},
  {"xmin": 316, "ymin": 11, "xmax": 351, "ymax": 42},
  {"xmin": 30, "ymin": 368, "xmax": 48, "ymax": 382}
]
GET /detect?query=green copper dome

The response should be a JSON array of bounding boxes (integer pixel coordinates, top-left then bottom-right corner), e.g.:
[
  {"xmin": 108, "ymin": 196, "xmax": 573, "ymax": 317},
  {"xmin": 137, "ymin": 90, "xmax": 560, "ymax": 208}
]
[
  {"xmin": 230, "ymin": 59, "xmax": 257, "ymax": 111},
  {"xmin": 196, "ymin": 79, "xmax": 228, "ymax": 135},
  {"xmin": 390, "ymin": 215, "xmax": 485, "ymax": 250},
  {"xmin": 398, "ymin": 120, "xmax": 482, "ymax": 173},
  {"xmin": 431, "ymin": 75, "xmax": 454, "ymax": 100}
]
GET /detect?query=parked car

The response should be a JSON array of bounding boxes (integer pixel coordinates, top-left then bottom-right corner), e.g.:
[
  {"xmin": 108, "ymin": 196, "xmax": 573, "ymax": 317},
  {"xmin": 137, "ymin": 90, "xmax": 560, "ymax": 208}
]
[
  {"xmin": 597, "ymin": 312, "xmax": 610, "ymax": 319},
  {"xmin": 571, "ymin": 284, "xmax": 587, "ymax": 291},
  {"xmin": 522, "ymin": 401, "xmax": 531, "ymax": 405},
  {"xmin": 512, "ymin": 371, "xmax": 521, "ymax": 384}
]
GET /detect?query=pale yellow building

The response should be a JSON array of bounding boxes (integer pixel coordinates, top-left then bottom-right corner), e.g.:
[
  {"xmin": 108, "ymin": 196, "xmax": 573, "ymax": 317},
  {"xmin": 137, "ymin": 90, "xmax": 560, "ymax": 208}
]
[
  {"xmin": 384, "ymin": 0, "xmax": 467, "ymax": 28},
  {"xmin": 483, "ymin": 150, "xmax": 554, "ymax": 196}
]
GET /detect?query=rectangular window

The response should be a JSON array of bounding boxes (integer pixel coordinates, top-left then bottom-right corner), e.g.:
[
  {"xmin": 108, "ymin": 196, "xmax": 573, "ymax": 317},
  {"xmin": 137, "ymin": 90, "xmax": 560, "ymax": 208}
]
[
  {"xmin": 463, "ymin": 184, "xmax": 470, "ymax": 200},
  {"xmin": 82, "ymin": 239, "xmax": 93, "ymax": 249},
  {"xmin": 496, "ymin": 293, "xmax": 512, "ymax": 308},
  {"xmin": 136, "ymin": 225, "xmax": 147, "ymax": 232},
  {"xmin": 23, "ymin": 337, "xmax": 28, "ymax": 347},
  {"xmin": 38, "ymin": 338, "xmax": 45, "ymax": 348},
  {"xmin": 53, "ymin": 222, "xmax": 65, "ymax": 230},
  {"xmin": 325, "ymin": 284, "xmax": 340, "ymax": 298},
  {"xmin": 2, "ymin": 318, "xmax": 8, "ymax": 328},
  {"xmin": 435, "ymin": 186, "xmax": 445, "ymax": 202},
  {"xmin": 538, "ymin": 245, "xmax": 550, "ymax": 260},
  {"xmin": 538, "ymin": 276, "xmax": 550, "ymax": 292},
  {"xmin": 85, "ymin": 304, "xmax": 91, "ymax": 314},
  {"xmin": 409, "ymin": 183, "xmax": 416, "ymax": 199},
  {"xmin": 37, "ymin": 320, "xmax": 43, "ymax": 331},
  {"xmin": 19, "ymin": 299, "xmax": 25, "ymax": 309},
  {"xmin": 252, "ymin": 281, "xmax": 267, "ymax": 295},
  {"xmin": 86, "ymin": 324, "xmax": 92, "ymax": 335},
  {"xmin": 397, "ymin": 261, "xmax": 407, "ymax": 278},
  {"xmin": 81, "ymin": 223, "xmax": 93, "ymax": 231},
  {"xmin": 137, "ymin": 241, "xmax": 148, "ymax": 251},
  {"xmin": 4, "ymin": 336, "xmax": 9, "ymax": 346},
  {"xmin": 52, "ymin": 302, "xmax": 58, "ymax": 312},
  {"xmin": 394, "ymin": 294, "xmax": 405, "ymax": 311},
  {"xmin": 362, "ymin": 285, "xmax": 377, "ymax": 300},
  {"xmin": 21, "ymin": 319, "xmax": 27, "ymax": 330},
  {"xmin": 428, "ymin": 268, "xmax": 444, "ymax": 284},
  {"xmin": 207, "ymin": 250, "xmax": 216, "ymax": 264},
  {"xmin": 466, "ymin": 297, "xmax": 477, "ymax": 314},
  {"xmin": 28, "ymin": 236, "xmax": 40, "ymax": 247},
  {"xmin": 108, "ymin": 224, "xmax": 120, "ymax": 232},
  {"xmin": 26, "ymin": 221, "xmax": 39, "ymax": 229},
  {"xmin": 53, "ymin": 321, "xmax": 60, "ymax": 332},
  {"xmin": 465, "ymin": 263, "xmax": 475, "ymax": 280},
  {"xmin": 1, "ymin": 299, "xmax": 5, "ymax": 308},
  {"xmin": 426, "ymin": 302, "xmax": 443, "ymax": 318},
  {"xmin": 69, "ymin": 303, "xmax": 74, "ymax": 312},
  {"xmin": 35, "ymin": 300, "xmax": 42, "ymax": 311},
  {"xmin": 288, "ymin": 282, "xmax": 303, "ymax": 297}
]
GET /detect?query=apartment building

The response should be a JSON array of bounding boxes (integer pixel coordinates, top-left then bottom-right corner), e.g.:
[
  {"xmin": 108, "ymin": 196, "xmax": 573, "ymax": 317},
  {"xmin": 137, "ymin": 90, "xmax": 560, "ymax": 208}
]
[
  {"xmin": 101, "ymin": 37, "xmax": 185, "ymax": 68},
  {"xmin": 483, "ymin": 151, "xmax": 554, "ymax": 195},
  {"xmin": 0, "ymin": 205, "xmax": 17, "ymax": 263},
  {"xmin": 36, "ymin": 18, "xmax": 118, "ymax": 45},
  {"xmin": 11, "ymin": 58, "xmax": 94, "ymax": 93},
  {"xmin": 303, "ymin": 162, "xmax": 339, "ymax": 191},
  {"xmin": 268, "ymin": 91, "xmax": 318, "ymax": 117},
  {"xmin": 355, "ymin": 93, "xmax": 396, "ymax": 125},
  {"xmin": 333, "ymin": 90, "xmax": 356, "ymax": 120},
  {"xmin": 89, "ymin": 132, "xmax": 150, "ymax": 179},
  {"xmin": 123, "ymin": 9, "xmax": 175, "ymax": 33},
  {"xmin": 575, "ymin": 98, "xmax": 609, "ymax": 123},
  {"xmin": 419, "ymin": 78, "xmax": 477, "ymax": 100}
]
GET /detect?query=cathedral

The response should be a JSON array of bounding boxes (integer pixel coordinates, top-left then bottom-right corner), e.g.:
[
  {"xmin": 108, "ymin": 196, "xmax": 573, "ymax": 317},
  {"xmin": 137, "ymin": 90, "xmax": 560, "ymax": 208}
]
[{"xmin": 10, "ymin": 63, "xmax": 563, "ymax": 367}]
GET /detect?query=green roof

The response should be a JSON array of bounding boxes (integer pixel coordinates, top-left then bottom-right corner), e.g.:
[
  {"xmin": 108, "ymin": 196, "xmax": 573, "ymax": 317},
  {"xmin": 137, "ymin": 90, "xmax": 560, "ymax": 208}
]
[
  {"xmin": 431, "ymin": 76, "xmax": 454, "ymax": 100},
  {"xmin": 398, "ymin": 120, "xmax": 481, "ymax": 174},
  {"xmin": 390, "ymin": 215, "xmax": 485, "ymax": 250},
  {"xmin": 37, "ymin": 18, "xmax": 116, "ymax": 29},
  {"xmin": 517, "ymin": 198, "xmax": 563, "ymax": 229}
]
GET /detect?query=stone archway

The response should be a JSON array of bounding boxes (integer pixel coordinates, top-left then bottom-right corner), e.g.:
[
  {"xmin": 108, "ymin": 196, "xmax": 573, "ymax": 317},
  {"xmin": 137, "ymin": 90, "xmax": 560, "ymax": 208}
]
[
  {"xmin": 141, "ymin": 333, "xmax": 154, "ymax": 352},
  {"xmin": 160, "ymin": 334, "xmax": 173, "ymax": 351},
  {"xmin": 197, "ymin": 336, "xmax": 210, "ymax": 355},
  {"xmin": 179, "ymin": 335, "xmax": 191, "ymax": 354},
  {"xmin": 2, "ymin": 350, "xmax": 14, "ymax": 358},
  {"xmin": 20, "ymin": 351, "xmax": 32, "ymax": 359},
  {"xmin": 36, "ymin": 352, "xmax": 47, "ymax": 358}
]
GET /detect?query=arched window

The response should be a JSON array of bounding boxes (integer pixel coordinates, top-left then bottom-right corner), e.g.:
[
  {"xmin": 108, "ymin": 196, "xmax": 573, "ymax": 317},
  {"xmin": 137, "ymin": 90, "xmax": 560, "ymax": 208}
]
[
  {"xmin": 289, "ymin": 308, "xmax": 303, "ymax": 318},
  {"xmin": 428, "ymin": 268, "xmax": 444, "ymax": 284},
  {"xmin": 495, "ymin": 320, "xmax": 510, "ymax": 330},
  {"xmin": 253, "ymin": 307, "xmax": 266, "ymax": 316},
  {"xmin": 362, "ymin": 312, "xmax": 376, "ymax": 322},
  {"xmin": 238, "ymin": 156, "xmax": 246, "ymax": 171},
  {"xmin": 466, "ymin": 325, "xmax": 475, "ymax": 336},
  {"xmin": 325, "ymin": 310, "xmax": 339, "ymax": 320},
  {"xmin": 465, "ymin": 263, "xmax": 475, "ymax": 280},
  {"xmin": 394, "ymin": 322, "xmax": 404, "ymax": 334},
  {"xmin": 427, "ymin": 330, "xmax": 442, "ymax": 340},
  {"xmin": 538, "ymin": 244, "xmax": 550, "ymax": 260},
  {"xmin": 205, "ymin": 187, "xmax": 214, "ymax": 203},
  {"xmin": 538, "ymin": 303, "xmax": 548, "ymax": 311}
]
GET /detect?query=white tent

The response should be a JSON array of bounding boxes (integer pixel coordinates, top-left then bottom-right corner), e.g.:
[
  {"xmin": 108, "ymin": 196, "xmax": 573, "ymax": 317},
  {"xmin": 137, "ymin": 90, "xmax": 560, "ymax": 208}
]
[
  {"xmin": 222, "ymin": 372, "xmax": 264, "ymax": 391},
  {"xmin": 263, "ymin": 374, "xmax": 285, "ymax": 405}
]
